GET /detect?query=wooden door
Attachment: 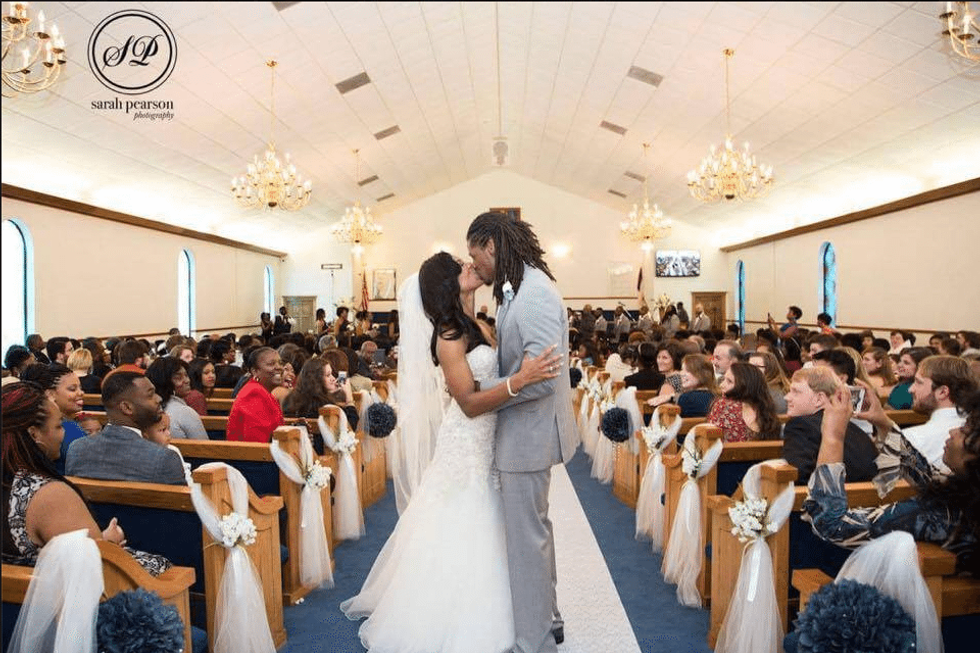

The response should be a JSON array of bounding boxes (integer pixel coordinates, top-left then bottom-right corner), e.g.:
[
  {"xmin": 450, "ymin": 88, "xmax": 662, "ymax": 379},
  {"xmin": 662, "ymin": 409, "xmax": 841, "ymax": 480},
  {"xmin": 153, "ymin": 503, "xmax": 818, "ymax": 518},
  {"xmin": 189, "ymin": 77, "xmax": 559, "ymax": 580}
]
[
  {"xmin": 691, "ymin": 292, "xmax": 726, "ymax": 333},
  {"xmin": 283, "ymin": 296, "xmax": 317, "ymax": 335}
]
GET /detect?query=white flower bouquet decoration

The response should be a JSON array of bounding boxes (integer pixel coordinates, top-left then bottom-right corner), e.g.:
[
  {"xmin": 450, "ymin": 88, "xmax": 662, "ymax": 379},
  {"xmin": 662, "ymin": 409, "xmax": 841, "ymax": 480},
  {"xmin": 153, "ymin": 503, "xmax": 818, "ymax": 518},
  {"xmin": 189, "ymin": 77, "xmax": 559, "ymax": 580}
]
[{"xmin": 219, "ymin": 511, "xmax": 257, "ymax": 548}]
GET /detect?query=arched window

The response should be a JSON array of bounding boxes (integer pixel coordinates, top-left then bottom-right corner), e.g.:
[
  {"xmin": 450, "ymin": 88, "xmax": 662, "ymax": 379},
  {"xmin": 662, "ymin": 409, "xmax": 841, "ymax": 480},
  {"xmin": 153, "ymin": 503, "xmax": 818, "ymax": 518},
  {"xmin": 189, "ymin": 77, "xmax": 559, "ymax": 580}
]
[
  {"xmin": 819, "ymin": 242, "xmax": 837, "ymax": 324},
  {"xmin": 735, "ymin": 260, "xmax": 745, "ymax": 336},
  {"xmin": 2, "ymin": 219, "xmax": 35, "ymax": 357},
  {"xmin": 177, "ymin": 249, "xmax": 196, "ymax": 336},
  {"xmin": 264, "ymin": 265, "xmax": 275, "ymax": 316}
]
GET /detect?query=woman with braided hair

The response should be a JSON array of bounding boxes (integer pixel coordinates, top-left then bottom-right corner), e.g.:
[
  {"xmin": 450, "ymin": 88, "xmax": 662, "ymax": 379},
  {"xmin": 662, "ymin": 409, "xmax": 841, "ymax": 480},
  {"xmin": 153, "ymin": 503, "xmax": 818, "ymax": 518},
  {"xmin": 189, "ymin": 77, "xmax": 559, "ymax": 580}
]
[
  {"xmin": 1, "ymin": 382, "xmax": 171, "ymax": 575},
  {"xmin": 20, "ymin": 363, "xmax": 86, "ymax": 475}
]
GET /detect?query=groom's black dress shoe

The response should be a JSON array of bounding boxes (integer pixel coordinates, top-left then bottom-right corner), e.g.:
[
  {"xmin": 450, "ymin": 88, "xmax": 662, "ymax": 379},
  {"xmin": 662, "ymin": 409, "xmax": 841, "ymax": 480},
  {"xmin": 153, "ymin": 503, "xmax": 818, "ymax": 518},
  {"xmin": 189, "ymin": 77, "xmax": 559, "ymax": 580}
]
[{"xmin": 552, "ymin": 626, "xmax": 564, "ymax": 645}]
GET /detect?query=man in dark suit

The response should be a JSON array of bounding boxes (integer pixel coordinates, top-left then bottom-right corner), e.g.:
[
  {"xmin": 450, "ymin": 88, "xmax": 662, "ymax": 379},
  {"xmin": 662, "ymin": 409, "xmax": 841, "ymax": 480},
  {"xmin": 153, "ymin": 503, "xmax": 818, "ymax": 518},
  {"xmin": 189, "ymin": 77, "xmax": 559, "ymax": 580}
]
[
  {"xmin": 782, "ymin": 366, "xmax": 878, "ymax": 484},
  {"xmin": 66, "ymin": 372, "xmax": 186, "ymax": 485}
]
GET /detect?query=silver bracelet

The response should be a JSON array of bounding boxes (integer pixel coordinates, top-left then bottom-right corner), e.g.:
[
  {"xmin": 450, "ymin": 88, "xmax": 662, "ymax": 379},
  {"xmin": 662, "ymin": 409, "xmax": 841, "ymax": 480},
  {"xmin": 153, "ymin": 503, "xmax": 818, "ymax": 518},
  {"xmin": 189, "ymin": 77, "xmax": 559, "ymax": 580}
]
[{"xmin": 505, "ymin": 377, "xmax": 519, "ymax": 397}]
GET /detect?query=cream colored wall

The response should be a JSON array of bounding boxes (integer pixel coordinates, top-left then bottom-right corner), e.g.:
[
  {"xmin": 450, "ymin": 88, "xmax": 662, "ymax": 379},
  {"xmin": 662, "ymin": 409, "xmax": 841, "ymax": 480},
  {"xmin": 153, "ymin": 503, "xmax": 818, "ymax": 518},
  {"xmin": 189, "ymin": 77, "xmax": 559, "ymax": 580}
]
[
  {"xmin": 729, "ymin": 190, "xmax": 980, "ymax": 338},
  {"xmin": 2, "ymin": 197, "xmax": 281, "ymax": 338},
  {"xmin": 283, "ymin": 169, "xmax": 726, "ymax": 318}
]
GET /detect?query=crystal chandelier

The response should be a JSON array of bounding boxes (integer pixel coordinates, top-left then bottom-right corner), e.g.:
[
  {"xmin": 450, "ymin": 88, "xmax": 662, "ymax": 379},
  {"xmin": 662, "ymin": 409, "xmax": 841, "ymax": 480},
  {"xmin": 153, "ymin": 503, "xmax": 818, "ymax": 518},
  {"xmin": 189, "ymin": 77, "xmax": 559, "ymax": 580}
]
[
  {"xmin": 687, "ymin": 49, "xmax": 774, "ymax": 203},
  {"xmin": 331, "ymin": 149, "xmax": 382, "ymax": 248},
  {"xmin": 231, "ymin": 61, "xmax": 312, "ymax": 210},
  {"xmin": 939, "ymin": 2, "xmax": 979, "ymax": 64},
  {"xmin": 621, "ymin": 143, "xmax": 671, "ymax": 250},
  {"xmin": 1, "ymin": 3, "xmax": 67, "ymax": 97}
]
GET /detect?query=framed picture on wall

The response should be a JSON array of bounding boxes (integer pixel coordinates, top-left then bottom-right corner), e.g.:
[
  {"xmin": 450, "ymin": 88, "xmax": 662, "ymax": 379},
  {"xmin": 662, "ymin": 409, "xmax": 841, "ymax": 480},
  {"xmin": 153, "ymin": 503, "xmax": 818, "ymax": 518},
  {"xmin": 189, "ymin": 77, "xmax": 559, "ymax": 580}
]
[
  {"xmin": 372, "ymin": 269, "xmax": 396, "ymax": 300},
  {"xmin": 490, "ymin": 207, "xmax": 521, "ymax": 221},
  {"xmin": 655, "ymin": 250, "xmax": 701, "ymax": 277}
]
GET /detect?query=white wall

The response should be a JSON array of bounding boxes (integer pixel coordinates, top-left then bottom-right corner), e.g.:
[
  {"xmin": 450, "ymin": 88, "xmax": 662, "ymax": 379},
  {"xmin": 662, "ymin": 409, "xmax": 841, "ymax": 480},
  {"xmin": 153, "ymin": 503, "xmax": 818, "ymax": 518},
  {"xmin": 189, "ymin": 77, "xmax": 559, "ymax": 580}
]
[
  {"xmin": 282, "ymin": 169, "xmax": 726, "ymax": 317},
  {"xmin": 729, "ymin": 189, "xmax": 980, "ymax": 337},
  {"xmin": 2, "ymin": 197, "xmax": 282, "ymax": 339}
]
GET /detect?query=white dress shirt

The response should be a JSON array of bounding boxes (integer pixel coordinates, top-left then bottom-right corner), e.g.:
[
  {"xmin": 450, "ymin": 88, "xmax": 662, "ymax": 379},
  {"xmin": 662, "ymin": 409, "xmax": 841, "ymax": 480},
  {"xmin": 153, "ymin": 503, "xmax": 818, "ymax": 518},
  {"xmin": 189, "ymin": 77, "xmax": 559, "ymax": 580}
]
[{"xmin": 902, "ymin": 406, "xmax": 965, "ymax": 474}]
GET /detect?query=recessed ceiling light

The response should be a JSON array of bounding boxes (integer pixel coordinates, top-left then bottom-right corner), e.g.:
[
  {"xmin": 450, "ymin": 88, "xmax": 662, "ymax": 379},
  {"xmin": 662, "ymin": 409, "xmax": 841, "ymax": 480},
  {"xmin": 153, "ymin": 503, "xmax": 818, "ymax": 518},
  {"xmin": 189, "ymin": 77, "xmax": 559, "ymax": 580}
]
[
  {"xmin": 374, "ymin": 125, "xmax": 401, "ymax": 140},
  {"xmin": 608, "ymin": 189, "xmax": 627, "ymax": 198},
  {"xmin": 377, "ymin": 193, "xmax": 395, "ymax": 202},
  {"xmin": 626, "ymin": 65, "xmax": 664, "ymax": 88},
  {"xmin": 600, "ymin": 120, "xmax": 627, "ymax": 136},
  {"xmin": 358, "ymin": 175, "xmax": 379, "ymax": 186}
]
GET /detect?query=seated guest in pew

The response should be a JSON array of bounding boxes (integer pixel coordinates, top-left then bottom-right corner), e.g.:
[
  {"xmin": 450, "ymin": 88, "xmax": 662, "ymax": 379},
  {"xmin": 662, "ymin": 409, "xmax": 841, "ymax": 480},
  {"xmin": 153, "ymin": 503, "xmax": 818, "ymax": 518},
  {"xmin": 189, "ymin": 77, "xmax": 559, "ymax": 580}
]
[
  {"xmin": 709, "ymin": 362, "xmax": 781, "ymax": 442},
  {"xmin": 26, "ymin": 333, "xmax": 49, "ymax": 365},
  {"xmin": 209, "ymin": 340, "xmax": 243, "ymax": 390},
  {"xmin": 783, "ymin": 367, "xmax": 878, "ymax": 484},
  {"xmin": 2, "ymin": 382, "xmax": 172, "ymax": 575},
  {"xmin": 66, "ymin": 348, "xmax": 102, "ymax": 394},
  {"xmin": 2, "ymin": 345, "xmax": 35, "ymax": 387},
  {"xmin": 21, "ymin": 363, "xmax": 86, "ymax": 475},
  {"xmin": 624, "ymin": 342, "xmax": 666, "ymax": 391},
  {"xmin": 66, "ymin": 372, "xmax": 186, "ymax": 485},
  {"xmin": 274, "ymin": 346, "xmax": 308, "ymax": 406},
  {"xmin": 101, "ymin": 339, "xmax": 150, "ymax": 386},
  {"xmin": 904, "ymin": 356, "xmax": 977, "ymax": 474},
  {"xmin": 169, "ymin": 343, "xmax": 196, "ymax": 365},
  {"xmin": 604, "ymin": 343, "xmax": 637, "ymax": 384},
  {"xmin": 804, "ymin": 383, "xmax": 979, "ymax": 575},
  {"xmin": 748, "ymin": 350, "xmax": 790, "ymax": 413},
  {"xmin": 145, "ymin": 358, "xmax": 208, "ymax": 440},
  {"xmin": 227, "ymin": 347, "xmax": 286, "ymax": 443},
  {"xmin": 888, "ymin": 346, "xmax": 932, "ymax": 410},
  {"xmin": 862, "ymin": 346, "xmax": 897, "ymax": 397},
  {"xmin": 646, "ymin": 353, "xmax": 719, "ymax": 418},
  {"xmin": 711, "ymin": 339, "xmax": 743, "ymax": 382},
  {"xmin": 282, "ymin": 355, "xmax": 359, "ymax": 430},
  {"xmin": 142, "ymin": 411, "xmax": 172, "ymax": 446},
  {"xmin": 185, "ymin": 358, "xmax": 216, "ymax": 417}
]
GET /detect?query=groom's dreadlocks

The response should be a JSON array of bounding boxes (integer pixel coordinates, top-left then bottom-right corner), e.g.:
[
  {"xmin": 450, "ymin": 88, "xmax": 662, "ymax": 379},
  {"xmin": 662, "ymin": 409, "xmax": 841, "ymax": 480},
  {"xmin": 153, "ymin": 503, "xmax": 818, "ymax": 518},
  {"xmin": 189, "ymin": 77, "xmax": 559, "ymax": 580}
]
[{"xmin": 467, "ymin": 212, "xmax": 554, "ymax": 305}]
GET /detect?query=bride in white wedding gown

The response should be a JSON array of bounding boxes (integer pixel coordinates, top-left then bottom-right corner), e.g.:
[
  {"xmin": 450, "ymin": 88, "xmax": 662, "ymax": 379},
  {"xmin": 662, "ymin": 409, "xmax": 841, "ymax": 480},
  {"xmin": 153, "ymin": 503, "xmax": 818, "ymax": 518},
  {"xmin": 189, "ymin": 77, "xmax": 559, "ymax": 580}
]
[{"xmin": 341, "ymin": 252, "xmax": 561, "ymax": 653}]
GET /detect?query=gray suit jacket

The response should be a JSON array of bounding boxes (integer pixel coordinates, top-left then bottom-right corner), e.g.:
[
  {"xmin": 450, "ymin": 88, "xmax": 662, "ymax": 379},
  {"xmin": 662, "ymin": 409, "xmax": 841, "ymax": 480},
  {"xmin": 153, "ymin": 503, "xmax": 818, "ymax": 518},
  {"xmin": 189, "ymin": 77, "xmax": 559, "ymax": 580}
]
[
  {"xmin": 493, "ymin": 265, "xmax": 578, "ymax": 472},
  {"xmin": 65, "ymin": 424, "xmax": 186, "ymax": 485}
]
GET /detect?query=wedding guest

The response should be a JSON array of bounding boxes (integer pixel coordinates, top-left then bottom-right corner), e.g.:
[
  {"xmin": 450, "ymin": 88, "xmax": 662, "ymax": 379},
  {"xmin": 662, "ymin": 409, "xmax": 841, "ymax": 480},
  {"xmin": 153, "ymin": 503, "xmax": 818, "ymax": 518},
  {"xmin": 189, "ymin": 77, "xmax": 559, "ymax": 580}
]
[
  {"xmin": 748, "ymin": 351, "xmax": 790, "ymax": 414},
  {"xmin": 708, "ymin": 362, "xmax": 781, "ymax": 442},
  {"xmin": 624, "ymin": 342, "xmax": 666, "ymax": 391},
  {"xmin": 1, "ymin": 382, "xmax": 171, "ymax": 576},
  {"xmin": 903, "ymin": 356, "xmax": 976, "ymax": 473},
  {"xmin": 185, "ymin": 359, "xmax": 216, "ymax": 416},
  {"xmin": 20, "ymin": 364, "xmax": 86, "ymax": 476},
  {"xmin": 646, "ymin": 353, "xmax": 718, "ymax": 417},
  {"xmin": 315, "ymin": 308, "xmax": 328, "ymax": 335},
  {"xmin": 260, "ymin": 312, "xmax": 274, "ymax": 341},
  {"xmin": 862, "ymin": 347, "xmax": 897, "ymax": 396},
  {"xmin": 783, "ymin": 367, "xmax": 878, "ymax": 484},
  {"xmin": 282, "ymin": 356, "xmax": 359, "ymax": 436},
  {"xmin": 803, "ymin": 384, "xmax": 978, "ymax": 575},
  {"xmin": 45, "ymin": 337, "xmax": 74, "ymax": 366},
  {"xmin": 274, "ymin": 305, "xmax": 294, "ymax": 335},
  {"xmin": 66, "ymin": 373, "xmax": 185, "ymax": 486},
  {"xmin": 2, "ymin": 345, "xmax": 35, "ymax": 387},
  {"xmin": 66, "ymin": 348, "xmax": 102, "ymax": 394},
  {"xmin": 227, "ymin": 347, "xmax": 285, "ymax": 442},
  {"xmin": 142, "ymin": 412, "xmax": 172, "ymax": 447},
  {"xmin": 145, "ymin": 358, "xmax": 207, "ymax": 440},
  {"xmin": 888, "ymin": 347, "xmax": 933, "ymax": 409},
  {"xmin": 26, "ymin": 334, "xmax": 49, "ymax": 364}
]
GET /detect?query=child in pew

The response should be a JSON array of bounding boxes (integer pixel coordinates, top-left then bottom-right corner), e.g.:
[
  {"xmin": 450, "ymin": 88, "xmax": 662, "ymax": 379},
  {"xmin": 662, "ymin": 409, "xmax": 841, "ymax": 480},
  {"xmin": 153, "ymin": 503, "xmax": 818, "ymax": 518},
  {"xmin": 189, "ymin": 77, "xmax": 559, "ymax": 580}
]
[
  {"xmin": 1, "ymin": 382, "xmax": 172, "ymax": 576},
  {"xmin": 802, "ymin": 381, "xmax": 979, "ymax": 575},
  {"xmin": 141, "ymin": 413, "xmax": 192, "ymax": 484},
  {"xmin": 76, "ymin": 412, "xmax": 103, "ymax": 436}
]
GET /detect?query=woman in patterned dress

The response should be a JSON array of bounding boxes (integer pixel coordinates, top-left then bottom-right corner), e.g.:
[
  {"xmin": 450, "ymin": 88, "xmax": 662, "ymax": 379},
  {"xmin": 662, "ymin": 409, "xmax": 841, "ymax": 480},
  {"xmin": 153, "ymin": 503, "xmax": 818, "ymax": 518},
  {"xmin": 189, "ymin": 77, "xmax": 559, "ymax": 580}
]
[
  {"xmin": 803, "ymin": 382, "xmax": 979, "ymax": 574},
  {"xmin": 1, "ymin": 382, "xmax": 170, "ymax": 576}
]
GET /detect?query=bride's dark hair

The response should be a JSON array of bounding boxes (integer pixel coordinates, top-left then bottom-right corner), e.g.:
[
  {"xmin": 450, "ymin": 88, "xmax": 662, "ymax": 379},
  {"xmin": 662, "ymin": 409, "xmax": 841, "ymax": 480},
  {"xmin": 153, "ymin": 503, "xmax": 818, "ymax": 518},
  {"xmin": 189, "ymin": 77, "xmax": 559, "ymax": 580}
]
[{"xmin": 419, "ymin": 252, "xmax": 487, "ymax": 366}]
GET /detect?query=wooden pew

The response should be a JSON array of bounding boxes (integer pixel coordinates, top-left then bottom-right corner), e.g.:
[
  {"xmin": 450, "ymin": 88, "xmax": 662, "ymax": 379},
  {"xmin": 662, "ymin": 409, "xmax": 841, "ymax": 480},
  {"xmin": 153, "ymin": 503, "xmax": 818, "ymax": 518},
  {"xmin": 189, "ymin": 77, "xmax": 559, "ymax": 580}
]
[
  {"xmin": 211, "ymin": 388, "xmax": 234, "ymax": 399},
  {"xmin": 318, "ymin": 405, "xmax": 368, "ymax": 516},
  {"xmin": 661, "ymin": 424, "xmax": 724, "ymax": 605},
  {"xmin": 371, "ymin": 380, "xmax": 396, "ymax": 479},
  {"xmin": 706, "ymin": 461, "xmax": 918, "ymax": 646},
  {"xmin": 69, "ymin": 468, "xmax": 287, "ymax": 651},
  {"xmin": 353, "ymin": 390, "xmax": 387, "ymax": 508},
  {"xmin": 792, "ymin": 541, "xmax": 979, "ymax": 619},
  {"xmin": 170, "ymin": 428, "xmax": 337, "ymax": 605},
  {"xmin": 82, "ymin": 393, "xmax": 104, "ymax": 411},
  {"xmin": 611, "ymin": 395, "xmax": 674, "ymax": 508},
  {"xmin": 205, "ymin": 397, "xmax": 235, "ymax": 415},
  {"xmin": 2, "ymin": 541, "xmax": 196, "ymax": 653},
  {"xmin": 85, "ymin": 411, "xmax": 229, "ymax": 440}
]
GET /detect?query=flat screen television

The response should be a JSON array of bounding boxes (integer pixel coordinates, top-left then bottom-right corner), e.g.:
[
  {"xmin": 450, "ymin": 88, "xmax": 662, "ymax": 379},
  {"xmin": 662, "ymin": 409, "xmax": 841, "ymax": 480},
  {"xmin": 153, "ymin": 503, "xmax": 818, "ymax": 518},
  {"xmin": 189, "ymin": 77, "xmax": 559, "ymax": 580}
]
[{"xmin": 655, "ymin": 250, "xmax": 701, "ymax": 277}]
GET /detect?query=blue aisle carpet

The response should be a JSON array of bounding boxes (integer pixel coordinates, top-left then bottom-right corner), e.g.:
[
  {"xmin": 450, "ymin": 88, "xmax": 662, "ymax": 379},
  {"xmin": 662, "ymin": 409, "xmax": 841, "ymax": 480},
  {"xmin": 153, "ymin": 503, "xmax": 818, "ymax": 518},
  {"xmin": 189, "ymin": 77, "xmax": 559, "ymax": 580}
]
[
  {"xmin": 563, "ymin": 447, "xmax": 712, "ymax": 653},
  {"xmin": 277, "ymin": 481, "xmax": 400, "ymax": 653},
  {"xmin": 278, "ymin": 448, "xmax": 713, "ymax": 653}
]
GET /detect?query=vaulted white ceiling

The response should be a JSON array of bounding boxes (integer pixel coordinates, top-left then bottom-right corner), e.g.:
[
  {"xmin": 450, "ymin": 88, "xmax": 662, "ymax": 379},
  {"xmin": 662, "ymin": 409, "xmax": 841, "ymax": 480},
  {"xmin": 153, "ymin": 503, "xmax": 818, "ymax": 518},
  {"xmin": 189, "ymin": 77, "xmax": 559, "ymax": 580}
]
[{"xmin": 2, "ymin": 1, "xmax": 978, "ymax": 251}]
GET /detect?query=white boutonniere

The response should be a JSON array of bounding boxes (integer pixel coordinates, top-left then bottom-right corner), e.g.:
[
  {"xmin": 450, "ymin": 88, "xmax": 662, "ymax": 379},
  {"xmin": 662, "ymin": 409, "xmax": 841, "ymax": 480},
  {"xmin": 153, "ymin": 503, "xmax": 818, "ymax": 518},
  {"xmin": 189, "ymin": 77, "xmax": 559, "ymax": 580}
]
[{"xmin": 502, "ymin": 281, "xmax": 514, "ymax": 302}]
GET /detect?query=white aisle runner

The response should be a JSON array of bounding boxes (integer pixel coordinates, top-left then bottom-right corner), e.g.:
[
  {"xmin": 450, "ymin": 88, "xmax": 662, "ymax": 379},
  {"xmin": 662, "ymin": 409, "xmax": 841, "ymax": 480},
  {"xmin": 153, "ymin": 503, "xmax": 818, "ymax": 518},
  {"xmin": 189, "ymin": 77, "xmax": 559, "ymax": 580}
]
[{"xmin": 550, "ymin": 464, "xmax": 641, "ymax": 653}]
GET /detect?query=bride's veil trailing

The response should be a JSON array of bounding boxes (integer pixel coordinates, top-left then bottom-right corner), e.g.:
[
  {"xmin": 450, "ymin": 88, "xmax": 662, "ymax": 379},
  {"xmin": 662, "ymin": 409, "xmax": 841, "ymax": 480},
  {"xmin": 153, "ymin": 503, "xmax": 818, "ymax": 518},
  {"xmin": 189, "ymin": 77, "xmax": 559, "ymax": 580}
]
[{"xmin": 393, "ymin": 271, "xmax": 446, "ymax": 514}]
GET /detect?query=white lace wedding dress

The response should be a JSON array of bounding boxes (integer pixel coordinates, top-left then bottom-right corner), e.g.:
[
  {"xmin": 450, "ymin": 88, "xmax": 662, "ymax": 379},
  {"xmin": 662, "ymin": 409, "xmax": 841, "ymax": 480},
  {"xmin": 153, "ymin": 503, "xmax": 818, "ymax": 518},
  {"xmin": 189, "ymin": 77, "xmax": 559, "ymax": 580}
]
[{"xmin": 341, "ymin": 344, "xmax": 515, "ymax": 653}]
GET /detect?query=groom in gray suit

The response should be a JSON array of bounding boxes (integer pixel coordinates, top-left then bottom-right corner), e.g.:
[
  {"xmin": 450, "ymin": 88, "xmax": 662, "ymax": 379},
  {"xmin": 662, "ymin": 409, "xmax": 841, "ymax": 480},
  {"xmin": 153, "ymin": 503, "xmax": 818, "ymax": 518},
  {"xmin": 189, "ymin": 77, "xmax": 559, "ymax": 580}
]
[{"xmin": 467, "ymin": 212, "xmax": 579, "ymax": 653}]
